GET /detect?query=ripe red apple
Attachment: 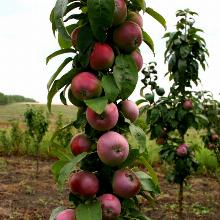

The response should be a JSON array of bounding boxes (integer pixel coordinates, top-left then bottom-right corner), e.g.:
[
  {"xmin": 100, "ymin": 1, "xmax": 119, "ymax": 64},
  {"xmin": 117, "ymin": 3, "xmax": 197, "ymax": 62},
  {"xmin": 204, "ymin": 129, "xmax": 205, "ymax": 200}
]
[
  {"xmin": 69, "ymin": 171, "xmax": 99, "ymax": 197},
  {"xmin": 127, "ymin": 11, "xmax": 143, "ymax": 28},
  {"xmin": 86, "ymin": 103, "xmax": 119, "ymax": 131},
  {"xmin": 112, "ymin": 169, "xmax": 141, "ymax": 199},
  {"xmin": 56, "ymin": 209, "xmax": 76, "ymax": 220},
  {"xmin": 183, "ymin": 99, "xmax": 193, "ymax": 110},
  {"xmin": 71, "ymin": 27, "xmax": 80, "ymax": 48},
  {"xmin": 70, "ymin": 133, "xmax": 92, "ymax": 156},
  {"xmin": 112, "ymin": 0, "xmax": 127, "ymax": 26},
  {"xmin": 113, "ymin": 21, "xmax": 143, "ymax": 53},
  {"xmin": 131, "ymin": 50, "xmax": 143, "ymax": 71},
  {"xmin": 120, "ymin": 100, "xmax": 139, "ymax": 122},
  {"xmin": 90, "ymin": 43, "xmax": 115, "ymax": 71},
  {"xmin": 99, "ymin": 194, "xmax": 121, "ymax": 220},
  {"xmin": 97, "ymin": 131, "xmax": 129, "ymax": 166},
  {"xmin": 68, "ymin": 88, "xmax": 85, "ymax": 107},
  {"xmin": 176, "ymin": 143, "xmax": 188, "ymax": 157},
  {"xmin": 210, "ymin": 133, "xmax": 219, "ymax": 142},
  {"xmin": 71, "ymin": 72, "xmax": 102, "ymax": 101}
]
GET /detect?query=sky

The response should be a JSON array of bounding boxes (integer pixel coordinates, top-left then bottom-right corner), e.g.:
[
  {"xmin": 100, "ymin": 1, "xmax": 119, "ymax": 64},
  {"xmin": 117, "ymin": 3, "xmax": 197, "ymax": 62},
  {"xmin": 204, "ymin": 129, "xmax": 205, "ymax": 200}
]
[{"xmin": 0, "ymin": 0, "xmax": 219, "ymax": 104}]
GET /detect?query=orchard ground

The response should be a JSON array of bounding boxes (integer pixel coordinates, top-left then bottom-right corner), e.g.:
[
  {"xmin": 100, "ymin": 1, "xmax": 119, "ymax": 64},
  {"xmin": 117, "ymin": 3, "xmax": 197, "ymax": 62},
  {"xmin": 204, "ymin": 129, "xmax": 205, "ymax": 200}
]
[{"xmin": 0, "ymin": 156, "xmax": 220, "ymax": 220}]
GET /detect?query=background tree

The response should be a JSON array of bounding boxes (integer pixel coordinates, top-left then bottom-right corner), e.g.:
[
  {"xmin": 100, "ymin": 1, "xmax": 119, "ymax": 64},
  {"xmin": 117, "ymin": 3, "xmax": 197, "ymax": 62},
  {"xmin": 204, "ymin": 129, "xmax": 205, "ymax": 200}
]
[
  {"xmin": 24, "ymin": 106, "xmax": 48, "ymax": 177},
  {"xmin": 138, "ymin": 9, "xmax": 209, "ymax": 219}
]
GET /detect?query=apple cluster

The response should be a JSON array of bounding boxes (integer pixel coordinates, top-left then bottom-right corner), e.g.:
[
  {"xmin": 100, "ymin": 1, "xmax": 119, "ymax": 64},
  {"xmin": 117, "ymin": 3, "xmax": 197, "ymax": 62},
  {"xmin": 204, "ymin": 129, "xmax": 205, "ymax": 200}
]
[{"xmin": 56, "ymin": 0, "xmax": 147, "ymax": 220}]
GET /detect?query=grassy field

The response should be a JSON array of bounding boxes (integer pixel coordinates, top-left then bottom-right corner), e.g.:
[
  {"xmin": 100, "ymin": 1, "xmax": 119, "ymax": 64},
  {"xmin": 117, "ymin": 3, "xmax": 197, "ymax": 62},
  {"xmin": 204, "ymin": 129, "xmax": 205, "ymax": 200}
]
[{"xmin": 0, "ymin": 102, "xmax": 78, "ymax": 129}]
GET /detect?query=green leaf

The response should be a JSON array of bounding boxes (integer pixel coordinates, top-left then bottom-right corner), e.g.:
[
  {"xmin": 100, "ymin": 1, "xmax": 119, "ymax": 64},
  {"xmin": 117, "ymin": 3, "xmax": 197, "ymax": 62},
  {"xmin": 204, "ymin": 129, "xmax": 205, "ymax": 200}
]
[
  {"xmin": 54, "ymin": 0, "xmax": 70, "ymax": 41},
  {"xmin": 136, "ymin": 99, "xmax": 147, "ymax": 105},
  {"xmin": 129, "ymin": 124, "xmax": 146, "ymax": 154},
  {"xmin": 77, "ymin": 24, "xmax": 95, "ymax": 67},
  {"xmin": 139, "ymin": 156, "xmax": 159, "ymax": 187},
  {"xmin": 102, "ymin": 75, "xmax": 119, "ymax": 102},
  {"xmin": 64, "ymin": 2, "xmax": 82, "ymax": 16},
  {"xmin": 73, "ymin": 109, "xmax": 87, "ymax": 129},
  {"xmin": 49, "ymin": 206, "xmax": 65, "ymax": 220},
  {"xmin": 87, "ymin": 0, "xmax": 115, "ymax": 42},
  {"xmin": 84, "ymin": 97, "xmax": 108, "ymax": 114},
  {"xmin": 49, "ymin": 8, "xmax": 57, "ymax": 36},
  {"xmin": 131, "ymin": 0, "xmax": 146, "ymax": 11},
  {"xmin": 180, "ymin": 45, "xmax": 190, "ymax": 59},
  {"xmin": 76, "ymin": 201, "xmax": 102, "ymax": 220},
  {"xmin": 113, "ymin": 55, "xmax": 138, "ymax": 100},
  {"xmin": 58, "ymin": 24, "xmax": 78, "ymax": 49},
  {"xmin": 178, "ymin": 59, "xmax": 187, "ymax": 73},
  {"xmin": 135, "ymin": 171, "xmax": 160, "ymax": 194},
  {"xmin": 145, "ymin": 7, "xmax": 166, "ymax": 30},
  {"xmin": 121, "ymin": 149, "xmax": 140, "ymax": 167},
  {"xmin": 142, "ymin": 30, "xmax": 155, "ymax": 55},
  {"xmin": 58, "ymin": 152, "xmax": 88, "ymax": 186},
  {"xmin": 46, "ymin": 48, "xmax": 75, "ymax": 64},
  {"xmin": 51, "ymin": 160, "xmax": 68, "ymax": 182},
  {"xmin": 150, "ymin": 109, "xmax": 160, "ymax": 123},
  {"xmin": 47, "ymin": 69, "xmax": 78, "ymax": 112},
  {"xmin": 47, "ymin": 57, "xmax": 73, "ymax": 90}
]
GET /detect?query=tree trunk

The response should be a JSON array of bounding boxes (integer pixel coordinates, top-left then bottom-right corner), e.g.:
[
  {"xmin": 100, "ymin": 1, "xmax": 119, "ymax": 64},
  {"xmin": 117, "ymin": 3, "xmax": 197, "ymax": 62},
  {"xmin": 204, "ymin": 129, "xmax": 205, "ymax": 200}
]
[{"xmin": 178, "ymin": 182, "xmax": 184, "ymax": 220}]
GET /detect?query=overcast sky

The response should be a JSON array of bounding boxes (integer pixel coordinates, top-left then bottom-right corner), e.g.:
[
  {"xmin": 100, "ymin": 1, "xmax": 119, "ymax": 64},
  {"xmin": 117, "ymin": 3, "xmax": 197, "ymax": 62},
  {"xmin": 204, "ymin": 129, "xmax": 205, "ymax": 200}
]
[{"xmin": 0, "ymin": 0, "xmax": 219, "ymax": 104}]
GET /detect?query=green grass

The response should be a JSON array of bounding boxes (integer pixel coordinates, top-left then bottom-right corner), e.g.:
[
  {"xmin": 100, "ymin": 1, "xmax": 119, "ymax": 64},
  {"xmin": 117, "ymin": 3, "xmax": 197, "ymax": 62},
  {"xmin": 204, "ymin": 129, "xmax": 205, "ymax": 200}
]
[{"xmin": 0, "ymin": 103, "xmax": 78, "ymax": 127}]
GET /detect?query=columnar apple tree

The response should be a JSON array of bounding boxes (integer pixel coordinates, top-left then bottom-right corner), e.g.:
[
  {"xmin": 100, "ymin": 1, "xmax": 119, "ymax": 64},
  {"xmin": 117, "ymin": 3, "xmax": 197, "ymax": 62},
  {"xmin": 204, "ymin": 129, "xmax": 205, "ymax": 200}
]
[
  {"xmin": 47, "ymin": 0, "xmax": 166, "ymax": 219},
  {"xmin": 138, "ymin": 9, "xmax": 209, "ymax": 219}
]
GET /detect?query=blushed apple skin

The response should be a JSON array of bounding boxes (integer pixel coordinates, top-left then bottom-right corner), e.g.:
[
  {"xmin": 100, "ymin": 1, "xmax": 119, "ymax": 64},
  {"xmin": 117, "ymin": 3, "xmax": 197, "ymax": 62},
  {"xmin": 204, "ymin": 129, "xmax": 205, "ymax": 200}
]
[
  {"xmin": 131, "ymin": 50, "xmax": 143, "ymax": 71},
  {"xmin": 69, "ymin": 171, "xmax": 99, "ymax": 197},
  {"xmin": 113, "ymin": 21, "xmax": 143, "ymax": 53},
  {"xmin": 120, "ymin": 100, "xmax": 139, "ymax": 122},
  {"xmin": 127, "ymin": 11, "xmax": 143, "ymax": 28},
  {"xmin": 210, "ymin": 134, "xmax": 219, "ymax": 142},
  {"xmin": 176, "ymin": 143, "xmax": 188, "ymax": 157},
  {"xmin": 70, "ymin": 133, "xmax": 92, "ymax": 156},
  {"xmin": 89, "ymin": 43, "xmax": 115, "ymax": 71},
  {"xmin": 97, "ymin": 131, "xmax": 129, "ymax": 166},
  {"xmin": 99, "ymin": 194, "xmax": 121, "ymax": 220},
  {"xmin": 56, "ymin": 209, "xmax": 76, "ymax": 220},
  {"xmin": 71, "ymin": 72, "xmax": 102, "ymax": 101},
  {"xmin": 71, "ymin": 27, "xmax": 80, "ymax": 48},
  {"xmin": 86, "ymin": 103, "xmax": 119, "ymax": 131},
  {"xmin": 112, "ymin": 0, "xmax": 127, "ymax": 26},
  {"xmin": 183, "ymin": 99, "xmax": 193, "ymax": 110},
  {"xmin": 112, "ymin": 169, "xmax": 141, "ymax": 199}
]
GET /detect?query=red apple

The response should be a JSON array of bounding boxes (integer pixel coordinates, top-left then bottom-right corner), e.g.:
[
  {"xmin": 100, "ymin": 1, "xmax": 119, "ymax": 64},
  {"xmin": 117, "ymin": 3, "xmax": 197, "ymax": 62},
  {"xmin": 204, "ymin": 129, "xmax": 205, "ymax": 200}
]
[
  {"xmin": 71, "ymin": 27, "xmax": 80, "ymax": 48},
  {"xmin": 113, "ymin": 21, "xmax": 143, "ymax": 53},
  {"xmin": 183, "ymin": 99, "xmax": 193, "ymax": 110},
  {"xmin": 86, "ymin": 103, "xmax": 119, "ymax": 131},
  {"xmin": 99, "ymin": 194, "xmax": 121, "ymax": 220},
  {"xmin": 112, "ymin": 169, "xmax": 141, "ymax": 199},
  {"xmin": 56, "ymin": 209, "xmax": 76, "ymax": 220},
  {"xmin": 208, "ymin": 143, "xmax": 216, "ymax": 150},
  {"xmin": 71, "ymin": 72, "xmax": 102, "ymax": 101},
  {"xmin": 127, "ymin": 11, "xmax": 143, "ymax": 28},
  {"xmin": 131, "ymin": 50, "xmax": 143, "ymax": 71},
  {"xmin": 90, "ymin": 43, "xmax": 115, "ymax": 71},
  {"xmin": 120, "ymin": 100, "xmax": 139, "ymax": 122},
  {"xmin": 210, "ymin": 133, "xmax": 219, "ymax": 142},
  {"xmin": 69, "ymin": 171, "xmax": 99, "ymax": 197},
  {"xmin": 176, "ymin": 143, "xmax": 188, "ymax": 157},
  {"xmin": 68, "ymin": 88, "xmax": 85, "ymax": 107},
  {"xmin": 70, "ymin": 133, "xmax": 92, "ymax": 156},
  {"xmin": 112, "ymin": 0, "xmax": 127, "ymax": 26},
  {"xmin": 97, "ymin": 131, "xmax": 129, "ymax": 166}
]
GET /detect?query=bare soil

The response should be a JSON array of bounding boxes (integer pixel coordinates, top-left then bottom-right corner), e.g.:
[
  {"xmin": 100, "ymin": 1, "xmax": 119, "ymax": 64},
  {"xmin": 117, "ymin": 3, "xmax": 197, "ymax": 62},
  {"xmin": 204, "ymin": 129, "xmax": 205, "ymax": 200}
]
[{"xmin": 0, "ymin": 156, "xmax": 220, "ymax": 220}]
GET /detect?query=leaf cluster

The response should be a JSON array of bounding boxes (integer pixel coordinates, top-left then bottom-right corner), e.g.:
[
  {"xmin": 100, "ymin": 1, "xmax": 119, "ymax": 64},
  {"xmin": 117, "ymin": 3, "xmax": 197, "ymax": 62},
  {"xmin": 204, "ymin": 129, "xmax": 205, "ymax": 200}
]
[{"xmin": 164, "ymin": 9, "xmax": 209, "ymax": 94}]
